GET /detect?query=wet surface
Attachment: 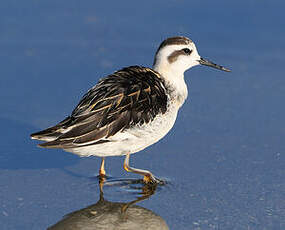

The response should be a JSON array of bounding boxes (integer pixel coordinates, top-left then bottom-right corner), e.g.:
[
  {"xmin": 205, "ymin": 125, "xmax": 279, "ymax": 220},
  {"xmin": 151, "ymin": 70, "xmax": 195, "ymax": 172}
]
[
  {"xmin": 48, "ymin": 179, "xmax": 169, "ymax": 230},
  {"xmin": 1, "ymin": 1, "xmax": 285, "ymax": 229}
]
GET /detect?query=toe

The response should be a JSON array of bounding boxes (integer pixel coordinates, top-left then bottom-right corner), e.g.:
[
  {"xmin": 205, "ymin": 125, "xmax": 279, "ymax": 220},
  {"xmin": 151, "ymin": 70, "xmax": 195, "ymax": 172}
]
[{"xmin": 143, "ymin": 174, "xmax": 164, "ymax": 185}]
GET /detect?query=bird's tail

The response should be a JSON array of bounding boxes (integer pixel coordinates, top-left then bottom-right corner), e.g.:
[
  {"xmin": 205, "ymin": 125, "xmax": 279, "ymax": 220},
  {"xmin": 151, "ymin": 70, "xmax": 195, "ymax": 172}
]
[{"xmin": 30, "ymin": 116, "xmax": 71, "ymax": 142}]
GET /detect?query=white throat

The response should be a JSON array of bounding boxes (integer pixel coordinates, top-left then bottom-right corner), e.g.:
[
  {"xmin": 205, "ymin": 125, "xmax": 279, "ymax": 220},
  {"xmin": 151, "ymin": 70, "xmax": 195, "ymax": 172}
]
[{"xmin": 153, "ymin": 62, "xmax": 188, "ymax": 107}]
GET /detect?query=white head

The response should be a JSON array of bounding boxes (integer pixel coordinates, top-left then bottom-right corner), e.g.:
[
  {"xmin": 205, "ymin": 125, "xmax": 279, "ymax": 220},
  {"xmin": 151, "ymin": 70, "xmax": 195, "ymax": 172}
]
[{"xmin": 153, "ymin": 36, "xmax": 230, "ymax": 78}]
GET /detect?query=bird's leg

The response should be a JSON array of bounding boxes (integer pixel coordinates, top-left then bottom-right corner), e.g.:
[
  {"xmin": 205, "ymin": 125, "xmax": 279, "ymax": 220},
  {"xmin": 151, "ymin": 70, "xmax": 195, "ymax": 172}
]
[
  {"xmin": 99, "ymin": 177, "xmax": 105, "ymax": 201},
  {"xmin": 123, "ymin": 153, "xmax": 158, "ymax": 184},
  {"xmin": 99, "ymin": 157, "xmax": 106, "ymax": 178}
]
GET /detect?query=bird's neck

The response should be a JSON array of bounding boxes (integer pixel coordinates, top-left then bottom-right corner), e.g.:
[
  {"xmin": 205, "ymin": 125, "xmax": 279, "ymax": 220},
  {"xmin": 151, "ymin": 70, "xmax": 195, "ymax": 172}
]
[{"xmin": 153, "ymin": 63, "xmax": 188, "ymax": 107}]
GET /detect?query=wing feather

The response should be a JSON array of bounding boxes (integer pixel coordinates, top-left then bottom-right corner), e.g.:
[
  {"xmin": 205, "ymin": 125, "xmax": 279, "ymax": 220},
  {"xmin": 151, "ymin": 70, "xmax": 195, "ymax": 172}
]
[{"xmin": 34, "ymin": 66, "xmax": 168, "ymax": 149}]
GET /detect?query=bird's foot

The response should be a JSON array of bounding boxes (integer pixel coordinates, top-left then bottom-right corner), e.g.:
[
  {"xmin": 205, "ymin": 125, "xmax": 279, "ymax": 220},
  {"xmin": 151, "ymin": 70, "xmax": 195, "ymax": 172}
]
[
  {"xmin": 99, "ymin": 168, "xmax": 106, "ymax": 178},
  {"xmin": 143, "ymin": 174, "xmax": 165, "ymax": 185},
  {"xmin": 97, "ymin": 169, "xmax": 107, "ymax": 184}
]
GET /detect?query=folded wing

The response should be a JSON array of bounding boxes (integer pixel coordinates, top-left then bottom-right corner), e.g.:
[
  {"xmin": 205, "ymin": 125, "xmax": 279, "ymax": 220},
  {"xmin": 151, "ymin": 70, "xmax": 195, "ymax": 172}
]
[{"xmin": 30, "ymin": 66, "xmax": 168, "ymax": 149}]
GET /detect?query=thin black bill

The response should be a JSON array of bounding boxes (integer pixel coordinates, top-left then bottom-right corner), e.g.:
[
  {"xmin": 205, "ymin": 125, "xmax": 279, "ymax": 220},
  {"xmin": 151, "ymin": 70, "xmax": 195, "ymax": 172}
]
[{"xmin": 199, "ymin": 57, "xmax": 231, "ymax": 72}]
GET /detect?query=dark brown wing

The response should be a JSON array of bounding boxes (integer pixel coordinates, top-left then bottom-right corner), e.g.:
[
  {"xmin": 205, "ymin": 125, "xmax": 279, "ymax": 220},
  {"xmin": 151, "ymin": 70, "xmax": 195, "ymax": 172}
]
[{"xmin": 34, "ymin": 66, "xmax": 168, "ymax": 148}]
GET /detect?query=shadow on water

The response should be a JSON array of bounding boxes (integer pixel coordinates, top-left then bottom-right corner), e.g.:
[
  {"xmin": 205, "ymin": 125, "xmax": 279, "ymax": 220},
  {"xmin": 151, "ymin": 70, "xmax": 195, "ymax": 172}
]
[
  {"xmin": 48, "ymin": 178, "xmax": 169, "ymax": 230},
  {"xmin": 0, "ymin": 118, "xmax": 78, "ymax": 170}
]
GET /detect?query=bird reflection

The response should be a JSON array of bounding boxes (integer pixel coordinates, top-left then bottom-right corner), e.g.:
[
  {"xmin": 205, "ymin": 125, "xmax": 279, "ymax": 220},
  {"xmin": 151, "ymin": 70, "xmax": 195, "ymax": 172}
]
[{"xmin": 48, "ymin": 178, "xmax": 169, "ymax": 230}]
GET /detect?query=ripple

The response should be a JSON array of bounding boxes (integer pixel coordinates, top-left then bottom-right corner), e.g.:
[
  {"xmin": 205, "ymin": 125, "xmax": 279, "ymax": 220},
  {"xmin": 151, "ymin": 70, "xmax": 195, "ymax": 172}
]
[{"xmin": 84, "ymin": 175, "xmax": 172, "ymax": 201}]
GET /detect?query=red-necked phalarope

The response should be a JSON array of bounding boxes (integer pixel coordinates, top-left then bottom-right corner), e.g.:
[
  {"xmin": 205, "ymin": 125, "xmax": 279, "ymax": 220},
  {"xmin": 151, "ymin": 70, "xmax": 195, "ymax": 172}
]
[{"xmin": 31, "ymin": 36, "xmax": 230, "ymax": 184}]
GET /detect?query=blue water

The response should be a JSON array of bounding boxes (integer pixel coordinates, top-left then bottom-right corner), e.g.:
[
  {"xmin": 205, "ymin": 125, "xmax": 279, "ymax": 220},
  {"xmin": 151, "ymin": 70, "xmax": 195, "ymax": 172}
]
[{"xmin": 1, "ymin": 1, "xmax": 284, "ymax": 229}]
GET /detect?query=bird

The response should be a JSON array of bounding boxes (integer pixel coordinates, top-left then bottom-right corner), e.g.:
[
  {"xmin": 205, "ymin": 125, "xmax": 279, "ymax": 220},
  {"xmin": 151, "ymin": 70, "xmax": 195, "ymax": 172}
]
[{"xmin": 31, "ymin": 36, "xmax": 230, "ymax": 184}]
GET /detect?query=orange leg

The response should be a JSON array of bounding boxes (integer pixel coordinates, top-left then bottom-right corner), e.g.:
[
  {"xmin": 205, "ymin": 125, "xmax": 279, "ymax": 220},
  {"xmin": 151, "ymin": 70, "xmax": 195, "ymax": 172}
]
[
  {"xmin": 99, "ymin": 157, "xmax": 106, "ymax": 177},
  {"xmin": 123, "ymin": 153, "xmax": 159, "ymax": 184}
]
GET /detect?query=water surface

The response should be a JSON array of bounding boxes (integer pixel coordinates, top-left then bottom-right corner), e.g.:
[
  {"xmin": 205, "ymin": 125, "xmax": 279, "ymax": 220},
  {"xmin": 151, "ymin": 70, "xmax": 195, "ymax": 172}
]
[{"xmin": 0, "ymin": 1, "xmax": 284, "ymax": 229}]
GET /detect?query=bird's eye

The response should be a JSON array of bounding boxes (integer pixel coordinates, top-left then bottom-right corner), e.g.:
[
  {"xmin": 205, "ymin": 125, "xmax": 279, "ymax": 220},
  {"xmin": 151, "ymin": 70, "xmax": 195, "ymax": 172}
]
[{"xmin": 182, "ymin": 48, "xmax": 192, "ymax": 54}]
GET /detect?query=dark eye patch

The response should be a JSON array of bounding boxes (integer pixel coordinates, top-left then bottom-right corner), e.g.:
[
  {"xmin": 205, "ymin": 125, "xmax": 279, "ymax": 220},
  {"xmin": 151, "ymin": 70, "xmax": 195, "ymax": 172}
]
[
  {"xmin": 182, "ymin": 48, "xmax": 192, "ymax": 54},
  {"xmin": 168, "ymin": 48, "xmax": 192, "ymax": 63}
]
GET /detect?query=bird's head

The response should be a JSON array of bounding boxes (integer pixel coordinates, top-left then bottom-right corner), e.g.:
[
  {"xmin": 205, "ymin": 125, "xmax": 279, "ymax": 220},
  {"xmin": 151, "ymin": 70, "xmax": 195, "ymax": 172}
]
[{"xmin": 153, "ymin": 36, "xmax": 230, "ymax": 76}]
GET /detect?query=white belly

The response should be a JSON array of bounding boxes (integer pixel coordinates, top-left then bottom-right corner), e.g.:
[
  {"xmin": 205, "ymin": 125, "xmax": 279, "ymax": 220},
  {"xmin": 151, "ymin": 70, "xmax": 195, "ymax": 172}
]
[{"xmin": 66, "ymin": 103, "xmax": 179, "ymax": 157}]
